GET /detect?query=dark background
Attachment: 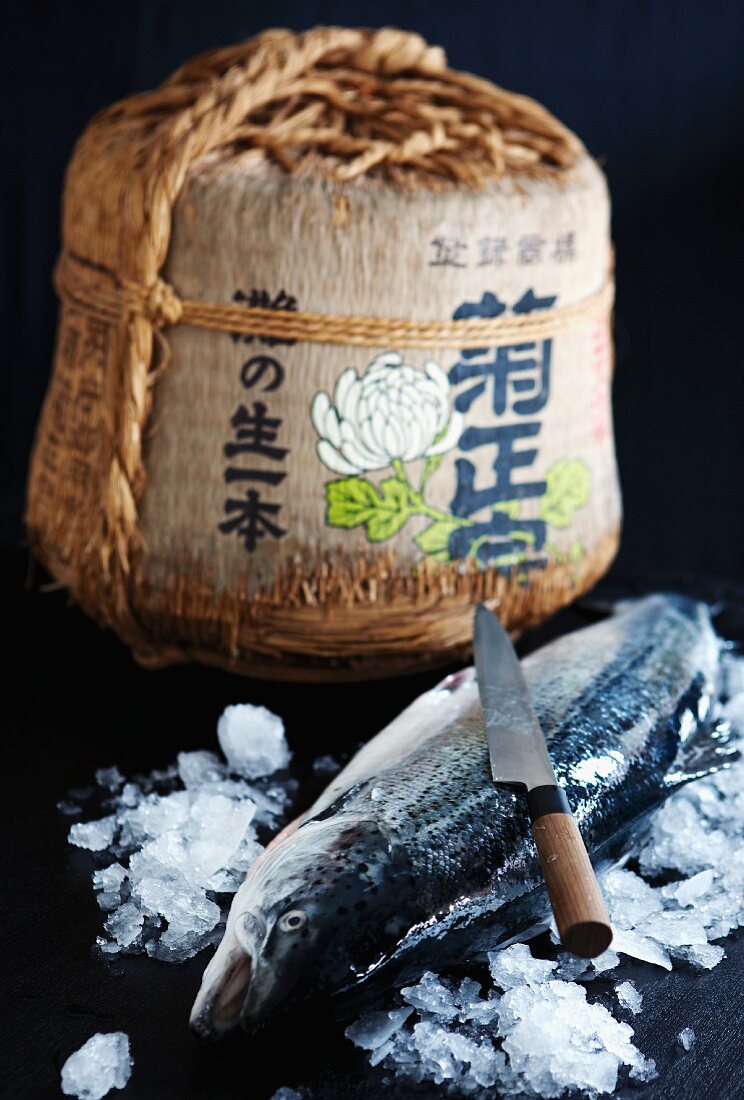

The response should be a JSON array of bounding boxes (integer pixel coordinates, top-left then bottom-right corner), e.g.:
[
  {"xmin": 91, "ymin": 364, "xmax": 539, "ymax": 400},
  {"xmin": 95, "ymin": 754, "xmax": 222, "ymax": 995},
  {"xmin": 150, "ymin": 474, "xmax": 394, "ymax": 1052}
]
[
  {"xmin": 1, "ymin": 0, "xmax": 743, "ymax": 578},
  {"xmin": 3, "ymin": 560, "xmax": 744, "ymax": 1099},
  {"xmin": 1, "ymin": 7, "xmax": 744, "ymax": 1097}
]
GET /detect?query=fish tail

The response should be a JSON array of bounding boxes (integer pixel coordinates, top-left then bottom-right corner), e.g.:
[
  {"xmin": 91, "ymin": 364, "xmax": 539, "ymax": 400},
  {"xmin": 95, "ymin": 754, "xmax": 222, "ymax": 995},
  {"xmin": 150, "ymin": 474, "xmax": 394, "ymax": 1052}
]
[{"xmin": 664, "ymin": 717, "xmax": 739, "ymax": 787}]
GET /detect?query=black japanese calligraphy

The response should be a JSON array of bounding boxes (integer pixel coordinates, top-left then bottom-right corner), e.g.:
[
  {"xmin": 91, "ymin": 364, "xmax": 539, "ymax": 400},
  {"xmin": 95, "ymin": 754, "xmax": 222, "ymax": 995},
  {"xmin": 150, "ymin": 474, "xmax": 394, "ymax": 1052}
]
[
  {"xmin": 219, "ymin": 491, "xmax": 286, "ymax": 552},
  {"xmin": 220, "ymin": 289, "xmax": 294, "ymax": 552}
]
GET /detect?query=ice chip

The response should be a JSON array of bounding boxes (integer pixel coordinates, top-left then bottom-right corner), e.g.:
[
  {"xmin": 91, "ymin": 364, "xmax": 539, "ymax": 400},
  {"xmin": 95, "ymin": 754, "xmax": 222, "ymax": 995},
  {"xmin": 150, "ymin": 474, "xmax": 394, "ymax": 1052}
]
[
  {"xmin": 95, "ymin": 936, "xmax": 121, "ymax": 957},
  {"xmin": 640, "ymin": 910, "xmax": 708, "ymax": 950},
  {"xmin": 92, "ymin": 864, "xmax": 127, "ymax": 911},
  {"xmin": 105, "ymin": 902, "xmax": 144, "ymax": 948},
  {"xmin": 677, "ymin": 1027, "xmax": 695, "ymax": 1051},
  {"xmin": 60, "ymin": 1032, "xmax": 132, "ymax": 1099},
  {"xmin": 615, "ymin": 980, "xmax": 642, "ymax": 1015},
  {"xmin": 591, "ymin": 949, "xmax": 620, "ymax": 974},
  {"xmin": 312, "ymin": 754, "xmax": 341, "ymax": 776},
  {"xmin": 488, "ymin": 942, "xmax": 556, "ymax": 989},
  {"xmin": 455, "ymin": 977, "xmax": 500, "ymax": 1025},
  {"xmin": 177, "ymin": 750, "xmax": 227, "ymax": 789},
  {"xmin": 554, "ymin": 951, "xmax": 593, "ymax": 981},
  {"xmin": 629, "ymin": 1055, "xmax": 658, "ymax": 1083},
  {"xmin": 58, "ymin": 799, "xmax": 83, "ymax": 816},
  {"xmin": 118, "ymin": 782, "xmax": 141, "ymax": 808},
  {"xmin": 611, "ymin": 928, "xmax": 672, "ymax": 970},
  {"xmin": 601, "ymin": 867, "xmax": 662, "ymax": 927},
  {"xmin": 69, "ymin": 816, "xmax": 117, "ymax": 852},
  {"xmin": 346, "ymin": 1007, "xmax": 413, "ymax": 1051},
  {"xmin": 217, "ymin": 703, "xmax": 290, "ymax": 778},
  {"xmin": 401, "ymin": 972, "xmax": 459, "ymax": 1019},
  {"xmin": 673, "ymin": 942, "xmax": 725, "ymax": 970},
  {"xmin": 269, "ymin": 1089, "xmax": 304, "ymax": 1100},
  {"xmin": 95, "ymin": 766, "xmax": 124, "ymax": 791},
  {"xmin": 663, "ymin": 868, "xmax": 715, "ymax": 907}
]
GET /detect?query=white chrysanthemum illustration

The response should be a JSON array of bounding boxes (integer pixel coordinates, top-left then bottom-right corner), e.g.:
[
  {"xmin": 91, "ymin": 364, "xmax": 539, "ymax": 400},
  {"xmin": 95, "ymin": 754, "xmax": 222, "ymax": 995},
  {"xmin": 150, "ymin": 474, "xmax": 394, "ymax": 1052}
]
[
  {"xmin": 311, "ymin": 352, "xmax": 463, "ymax": 476},
  {"xmin": 310, "ymin": 351, "xmax": 591, "ymax": 566}
]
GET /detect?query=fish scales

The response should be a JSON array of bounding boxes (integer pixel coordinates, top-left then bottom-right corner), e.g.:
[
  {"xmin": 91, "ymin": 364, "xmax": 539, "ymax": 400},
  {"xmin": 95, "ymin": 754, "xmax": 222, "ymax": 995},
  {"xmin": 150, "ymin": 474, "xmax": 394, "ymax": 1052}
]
[{"xmin": 191, "ymin": 594, "xmax": 729, "ymax": 1036}]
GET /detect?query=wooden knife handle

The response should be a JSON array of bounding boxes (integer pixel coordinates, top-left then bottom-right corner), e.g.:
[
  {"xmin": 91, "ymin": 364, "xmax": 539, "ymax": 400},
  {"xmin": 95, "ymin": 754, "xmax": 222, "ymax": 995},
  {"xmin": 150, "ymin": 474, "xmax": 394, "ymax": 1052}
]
[{"xmin": 527, "ymin": 786, "xmax": 613, "ymax": 959}]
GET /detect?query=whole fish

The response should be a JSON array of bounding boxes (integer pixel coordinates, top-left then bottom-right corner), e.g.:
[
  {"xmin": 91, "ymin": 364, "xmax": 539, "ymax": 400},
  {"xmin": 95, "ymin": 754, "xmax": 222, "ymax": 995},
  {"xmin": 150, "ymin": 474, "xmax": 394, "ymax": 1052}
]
[{"xmin": 191, "ymin": 594, "xmax": 733, "ymax": 1037}]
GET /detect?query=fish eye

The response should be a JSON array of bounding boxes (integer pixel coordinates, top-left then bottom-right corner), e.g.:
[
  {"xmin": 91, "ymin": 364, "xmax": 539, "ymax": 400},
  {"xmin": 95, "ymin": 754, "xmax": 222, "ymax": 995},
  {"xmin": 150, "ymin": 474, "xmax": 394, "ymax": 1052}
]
[{"xmin": 279, "ymin": 909, "xmax": 307, "ymax": 932}]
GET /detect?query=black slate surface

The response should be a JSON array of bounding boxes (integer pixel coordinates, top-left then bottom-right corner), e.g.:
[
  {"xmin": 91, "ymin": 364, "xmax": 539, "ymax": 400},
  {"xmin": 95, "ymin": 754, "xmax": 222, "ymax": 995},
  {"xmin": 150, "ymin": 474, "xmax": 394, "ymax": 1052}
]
[{"xmin": 2, "ymin": 550, "xmax": 743, "ymax": 1100}]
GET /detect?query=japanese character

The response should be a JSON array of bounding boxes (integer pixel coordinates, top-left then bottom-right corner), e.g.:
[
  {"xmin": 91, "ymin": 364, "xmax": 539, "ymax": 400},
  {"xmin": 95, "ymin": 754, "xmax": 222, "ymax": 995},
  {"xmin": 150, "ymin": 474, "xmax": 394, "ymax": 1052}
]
[
  {"xmin": 477, "ymin": 236, "xmax": 509, "ymax": 267},
  {"xmin": 219, "ymin": 490, "xmax": 286, "ymax": 552},
  {"xmin": 240, "ymin": 355, "xmax": 284, "ymax": 392},
  {"xmin": 553, "ymin": 231, "xmax": 576, "ymax": 262},
  {"xmin": 224, "ymin": 467, "xmax": 286, "ymax": 485},
  {"xmin": 448, "ymin": 290, "xmax": 555, "ymax": 415},
  {"xmin": 517, "ymin": 234, "xmax": 545, "ymax": 265},
  {"xmin": 429, "ymin": 237, "xmax": 468, "ymax": 267},
  {"xmin": 451, "ymin": 422, "xmax": 547, "ymax": 516},
  {"xmin": 223, "ymin": 403, "xmax": 288, "ymax": 463}
]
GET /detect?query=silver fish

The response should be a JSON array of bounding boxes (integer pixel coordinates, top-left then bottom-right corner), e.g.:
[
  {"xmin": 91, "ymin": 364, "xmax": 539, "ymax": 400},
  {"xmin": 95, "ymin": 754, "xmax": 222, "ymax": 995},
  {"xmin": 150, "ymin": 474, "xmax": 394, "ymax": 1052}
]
[{"xmin": 191, "ymin": 594, "xmax": 733, "ymax": 1037}]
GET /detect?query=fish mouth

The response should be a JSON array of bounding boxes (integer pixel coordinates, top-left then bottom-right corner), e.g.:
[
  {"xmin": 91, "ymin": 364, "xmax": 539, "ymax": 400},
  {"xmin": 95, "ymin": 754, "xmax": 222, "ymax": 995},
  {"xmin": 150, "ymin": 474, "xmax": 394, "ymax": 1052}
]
[
  {"xmin": 190, "ymin": 943, "xmax": 252, "ymax": 1040},
  {"xmin": 237, "ymin": 953, "xmax": 291, "ymax": 1033},
  {"xmin": 235, "ymin": 912, "xmax": 313, "ymax": 1032},
  {"xmin": 190, "ymin": 912, "xmax": 267, "ymax": 1040},
  {"xmin": 211, "ymin": 949, "xmax": 253, "ymax": 1032}
]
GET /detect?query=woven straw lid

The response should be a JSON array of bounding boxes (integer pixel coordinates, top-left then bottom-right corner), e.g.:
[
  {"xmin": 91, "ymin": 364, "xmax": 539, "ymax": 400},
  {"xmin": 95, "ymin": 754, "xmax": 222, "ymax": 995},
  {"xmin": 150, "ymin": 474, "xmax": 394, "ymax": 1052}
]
[{"xmin": 65, "ymin": 27, "xmax": 584, "ymax": 277}]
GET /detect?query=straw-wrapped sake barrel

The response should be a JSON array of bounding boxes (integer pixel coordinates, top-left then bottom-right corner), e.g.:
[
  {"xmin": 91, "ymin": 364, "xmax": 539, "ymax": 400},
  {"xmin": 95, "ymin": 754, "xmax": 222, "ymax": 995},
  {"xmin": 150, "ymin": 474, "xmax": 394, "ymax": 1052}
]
[{"xmin": 26, "ymin": 27, "xmax": 620, "ymax": 679}]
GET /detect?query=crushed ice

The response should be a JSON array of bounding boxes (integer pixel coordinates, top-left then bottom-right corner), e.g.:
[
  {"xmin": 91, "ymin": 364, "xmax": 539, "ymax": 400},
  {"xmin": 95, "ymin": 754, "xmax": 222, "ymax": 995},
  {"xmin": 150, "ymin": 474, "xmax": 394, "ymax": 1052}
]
[
  {"xmin": 347, "ymin": 653, "xmax": 744, "ymax": 1095},
  {"xmin": 615, "ymin": 980, "xmax": 642, "ymax": 1015},
  {"xmin": 677, "ymin": 1027, "xmax": 695, "ymax": 1051},
  {"xmin": 60, "ymin": 1032, "xmax": 132, "ymax": 1100},
  {"xmin": 63, "ymin": 655, "xmax": 744, "ymax": 1095},
  {"xmin": 217, "ymin": 703, "xmax": 290, "ymax": 778},
  {"xmin": 64, "ymin": 704, "xmax": 294, "ymax": 963}
]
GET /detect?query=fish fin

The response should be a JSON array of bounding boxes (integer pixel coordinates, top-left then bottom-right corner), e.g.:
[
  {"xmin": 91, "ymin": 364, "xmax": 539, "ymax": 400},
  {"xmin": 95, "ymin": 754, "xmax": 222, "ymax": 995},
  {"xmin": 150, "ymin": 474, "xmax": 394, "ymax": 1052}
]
[{"xmin": 664, "ymin": 719, "xmax": 740, "ymax": 787}]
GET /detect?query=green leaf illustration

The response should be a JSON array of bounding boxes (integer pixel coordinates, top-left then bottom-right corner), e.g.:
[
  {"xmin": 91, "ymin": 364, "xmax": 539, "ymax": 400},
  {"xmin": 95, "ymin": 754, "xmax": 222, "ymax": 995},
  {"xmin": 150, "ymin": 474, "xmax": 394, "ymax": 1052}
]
[
  {"xmin": 326, "ymin": 476, "xmax": 412, "ymax": 541},
  {"xmin": 365, "ymin": 478, "xmax": 410, "ymax": 541},
  {"xmin": 540, "ymin": 460, "xmax": 591, "ymax": 528},
  {"xmin": 414, "ymin": 516, "xmax": 464, "ymax": 560},
  {"xmin": 325, "ymin": 477, "xmax": 381, "ymax": 528},
  {"xmin": 378, "ymin": 477, "xmax": 409, "ymax": 511},
  {"xmin": 366, "ymin": 512, "xmax": 407, "ymax": 541},
  {"xmin": 420, "ymin": 452, "xmax": 444, "ymax": 487}
]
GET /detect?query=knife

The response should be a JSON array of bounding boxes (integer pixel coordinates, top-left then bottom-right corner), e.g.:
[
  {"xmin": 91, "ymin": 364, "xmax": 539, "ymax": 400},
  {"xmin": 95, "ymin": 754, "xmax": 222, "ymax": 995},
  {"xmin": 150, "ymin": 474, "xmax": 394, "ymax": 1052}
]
[{"xmin": 473, "ymin": 604, "xmax": 612, "ymax": 958}]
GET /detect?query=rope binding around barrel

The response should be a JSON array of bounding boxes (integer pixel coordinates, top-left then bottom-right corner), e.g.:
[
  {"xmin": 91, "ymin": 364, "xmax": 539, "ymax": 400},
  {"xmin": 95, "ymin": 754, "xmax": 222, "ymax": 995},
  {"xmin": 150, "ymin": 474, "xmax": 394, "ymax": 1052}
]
[{"xmin": 29, "ymin": 25, "xmax": 614, "ymax": 657}]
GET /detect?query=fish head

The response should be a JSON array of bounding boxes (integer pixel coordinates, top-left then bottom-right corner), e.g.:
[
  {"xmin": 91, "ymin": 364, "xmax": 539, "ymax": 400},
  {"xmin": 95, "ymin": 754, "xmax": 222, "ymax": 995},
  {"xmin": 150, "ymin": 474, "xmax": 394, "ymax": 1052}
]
[{"xmin": 197, "ymin": 812, "xmax": 411, "ymax": 1034}]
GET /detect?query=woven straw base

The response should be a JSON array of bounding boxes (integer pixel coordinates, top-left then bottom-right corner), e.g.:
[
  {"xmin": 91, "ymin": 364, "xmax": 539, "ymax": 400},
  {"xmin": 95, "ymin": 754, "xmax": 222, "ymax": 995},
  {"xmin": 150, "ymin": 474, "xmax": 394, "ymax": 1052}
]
[{"xmin": 123, "ymin": 529, "xmax": 619, "ymax": 681}]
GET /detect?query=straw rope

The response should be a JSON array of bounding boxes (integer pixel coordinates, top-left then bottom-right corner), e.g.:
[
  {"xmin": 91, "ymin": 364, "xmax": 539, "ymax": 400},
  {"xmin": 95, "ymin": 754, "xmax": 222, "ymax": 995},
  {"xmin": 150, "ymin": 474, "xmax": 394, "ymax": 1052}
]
[
  {"xmin": 54, "ymin": 250, "xmax": 613, "ymax": 349},
  {"xmin": 28, "ymin": 25, "xmax": 602, "ymax": 661}
]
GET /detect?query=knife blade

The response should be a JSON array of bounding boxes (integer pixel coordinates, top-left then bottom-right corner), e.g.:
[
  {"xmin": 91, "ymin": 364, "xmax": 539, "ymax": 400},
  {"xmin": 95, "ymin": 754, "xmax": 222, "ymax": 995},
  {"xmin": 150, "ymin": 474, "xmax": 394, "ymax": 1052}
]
[{"xmin": 473, "ymin": 604, "xmax": 612, "ymax": 958}]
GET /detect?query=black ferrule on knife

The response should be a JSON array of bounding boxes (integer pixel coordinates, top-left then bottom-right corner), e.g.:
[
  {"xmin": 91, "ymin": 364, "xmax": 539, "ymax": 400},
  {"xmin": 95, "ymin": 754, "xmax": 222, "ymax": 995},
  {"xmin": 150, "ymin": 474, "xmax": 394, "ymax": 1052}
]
[{"xmin": 526, "ymin": 784, "xmax": 572, "ymax": 824}]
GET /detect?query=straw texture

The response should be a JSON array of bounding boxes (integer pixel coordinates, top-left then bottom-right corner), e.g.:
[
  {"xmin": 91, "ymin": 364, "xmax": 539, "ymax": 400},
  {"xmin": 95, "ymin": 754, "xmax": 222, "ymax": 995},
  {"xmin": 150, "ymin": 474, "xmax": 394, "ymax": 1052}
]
[{"xmin": 26, "ymin": 26, "xmax": 618, "ymax": 678}]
